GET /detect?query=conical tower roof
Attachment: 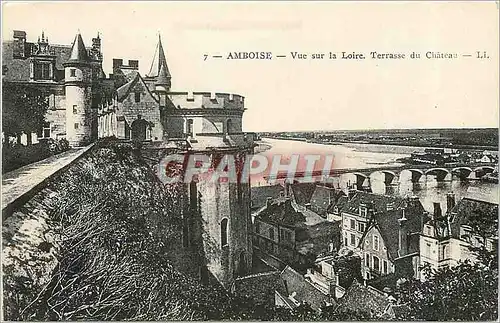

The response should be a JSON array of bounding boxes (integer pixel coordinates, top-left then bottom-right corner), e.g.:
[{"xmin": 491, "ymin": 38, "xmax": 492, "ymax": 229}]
[
  {"xmin": 148, "ymin": 34, "xmax": 171, "ymax": 78},
  {"xmin": 68, "ymin": 32, "xmax": 89, "ymax": 62},
  {"xmin": 156, "ymin": 63, "xmax": 171, "ymax": 86}
]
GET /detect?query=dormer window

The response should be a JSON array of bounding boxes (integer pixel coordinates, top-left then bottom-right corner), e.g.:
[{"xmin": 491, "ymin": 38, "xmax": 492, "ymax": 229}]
[{"xmin": 33, "ymin": 61, "xmax": 52, "ymax": 80}]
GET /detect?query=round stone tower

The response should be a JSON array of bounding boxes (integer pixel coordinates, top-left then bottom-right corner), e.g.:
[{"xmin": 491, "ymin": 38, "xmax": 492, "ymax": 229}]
[{"xmin": 63, "ymin": 32, "xmax": 92, "ymax": 146}]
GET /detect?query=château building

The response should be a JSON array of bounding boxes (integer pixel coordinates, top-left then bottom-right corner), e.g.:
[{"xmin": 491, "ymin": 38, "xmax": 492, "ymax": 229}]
[{"xmin": 2, "ymin": 29, "xmax": 255, "ymax": 290}]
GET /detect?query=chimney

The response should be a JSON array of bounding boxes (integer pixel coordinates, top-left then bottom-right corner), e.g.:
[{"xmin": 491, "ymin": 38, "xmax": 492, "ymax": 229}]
[
  {"xmin": 446, "ymin": 193, "xmax": 456, "ymax": 212},
  {"xmin": 398, "ymin": 208, "xmax": 408, "ymax": 256},
  {"xmin": 266, "ymin": 197, "xmax": 273, "ymax": 208},
  {"xmin": 112, "ymin": 58, "xmax": 123, "ymax": 69},
  {"xmin": 128, "ymin": 60, "xmax": 139, "ymax": 69},
  {"xmin": 348, "ymin": 189, "xmax": 356, "ymax": 201},
  {"xmin": 284, "ymin": 180, "xmax": 291, "ymax": 198},
  {"xmin": 433, "ymin": 202, "xmax": 442, "ymax": 219},
  {"xmin": 13, "ymin": 30, "xmax": 27, "ymax": 58}
]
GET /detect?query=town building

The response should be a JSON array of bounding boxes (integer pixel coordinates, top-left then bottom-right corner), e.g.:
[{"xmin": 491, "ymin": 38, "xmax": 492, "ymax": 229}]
[
  {"xmin": 339, "ymin": 191, "xmax": 426, "ymax": 281},
  {"xmin": 274, "ymin": 265, "xmax": 335, "ymax": 311},
  {"xmin": 419, "ymin": 194, "xmax": 498, "ymax": 280},
  {"xmin": 253, "ymin": 194, "xmax": 340, "ymax": 271}
]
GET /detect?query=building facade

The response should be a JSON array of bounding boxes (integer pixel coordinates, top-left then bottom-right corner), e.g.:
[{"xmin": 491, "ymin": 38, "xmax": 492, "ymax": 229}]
[
  {"xmin": 419, "ymin": 194, "xmax": 498, "ymax": 280},
  {"xmin": 3, "ymin": 29, "xmax": 255, "ymax": 290},
  {"xmin": 340, "ymin": 191, "xmax": 425, "ymax": 281}
]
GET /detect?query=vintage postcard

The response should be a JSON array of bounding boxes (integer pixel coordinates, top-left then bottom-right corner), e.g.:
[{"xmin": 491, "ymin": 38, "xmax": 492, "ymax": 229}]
[{"xmin": 1, "ymin": 1, "xmax": 498, "ymax": 321}]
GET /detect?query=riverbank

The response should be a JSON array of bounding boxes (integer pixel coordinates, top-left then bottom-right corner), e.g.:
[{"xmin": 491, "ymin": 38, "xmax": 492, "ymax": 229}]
[{"xmin": 263, "ymin": 137, "xmax": 498, "ymax": 154}]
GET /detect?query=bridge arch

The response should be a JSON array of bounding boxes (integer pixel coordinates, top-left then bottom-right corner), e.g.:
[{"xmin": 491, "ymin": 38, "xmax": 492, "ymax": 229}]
[
  {"xmin": 370, "ymin": 170, "xmax": 398, "ymax": 185},
  {"xmin": 425, "ymin": 168, "xmax": 450, "ymax": 182},
  {"xmin": 473, "ymin": 166, "xmax": 495, "ymax": 173},
  {"xmin": 452, "ymin": 167, "xmax": 473, "ymax": 173},
  {"xmin": 403, "ymin": 169, "xmax": 424, "ymax": 183},
  {"xmin": 452, "ymin": 167, "xmax": 473, "ymax": 180}
]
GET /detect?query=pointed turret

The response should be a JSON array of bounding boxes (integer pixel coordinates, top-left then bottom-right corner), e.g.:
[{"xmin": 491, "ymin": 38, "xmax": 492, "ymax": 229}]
[
  {"xmin": 156, "ymin": 63, "xmax": 170, "ymax": 86},
  {"xmin": 68, "ymin": 32, "xmax": 89, "ymax": 63},
  {"xmin": 147, "ymin": 34, "xmax": 171, "ymax": 79}
]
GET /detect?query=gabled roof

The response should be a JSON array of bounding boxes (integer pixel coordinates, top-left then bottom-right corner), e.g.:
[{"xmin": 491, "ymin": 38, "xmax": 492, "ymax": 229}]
[
  {"xmin": 250, "ymin": 184, "xmax": 283, "ymax": 210},
  {"xmin": 115, "ymin": 71, "xmax": 159, "ymax": 103},
  {"xmin": 342, "ymin": 191, "xmax": 405, "ymax": 217},
  {"xmin": 290, "ymin": 182, "xmax": 316, "ymax": 205},
  {"xmin": 257, "ymin": 198, "xmax": 305, "ymax": 226},
  {"xmin": 339, "ymin": 279, "xmax": 393, "ymax": 318},
  {"xmin": 310, "ymin": 186, "xmax": 345, "ymax": 215},
  {"xmin": 448, "ymin": 197, "xmax": 498, "ymax": 239},
  {"xmin": 277, "ymin": 265, "xmax": 333, "ymax": 310},
  {"xmin": 354, "ymin": 193, "xmax": 425, "ymax": 260}
]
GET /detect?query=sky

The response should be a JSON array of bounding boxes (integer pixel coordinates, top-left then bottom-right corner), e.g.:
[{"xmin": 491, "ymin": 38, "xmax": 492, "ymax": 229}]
[{"xmin": 2, "ymin": 1, "xmax": 499, "ymax": 132}]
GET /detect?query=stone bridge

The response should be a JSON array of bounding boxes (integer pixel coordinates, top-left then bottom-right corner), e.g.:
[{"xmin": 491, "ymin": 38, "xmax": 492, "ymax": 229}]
[{"xmin": 265, "ymin": 162, "xmax": 497, "ymax": 190}]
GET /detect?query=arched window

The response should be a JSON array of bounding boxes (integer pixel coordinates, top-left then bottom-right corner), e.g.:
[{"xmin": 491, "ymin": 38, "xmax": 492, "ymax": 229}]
[
  {"xmin": 372, "ymin": 256, "xmax": 380, "ymax": 271},
  {"xmin": 226, "ymin": 119, "xmax": 232, "ymax": 134},
  {"xmin": 221, "ymin": 218, "xmax": 229, "ymax": 247}
]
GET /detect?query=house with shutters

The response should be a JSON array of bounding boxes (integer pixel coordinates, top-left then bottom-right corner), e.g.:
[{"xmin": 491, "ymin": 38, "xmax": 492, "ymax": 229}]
[
  {"xmin": 419, "ymin": 194, "xmax": 498, "ymax": 280},
  {"xmin": 340, "ymin": 190, "xmax": 426, "ymax": 281}
]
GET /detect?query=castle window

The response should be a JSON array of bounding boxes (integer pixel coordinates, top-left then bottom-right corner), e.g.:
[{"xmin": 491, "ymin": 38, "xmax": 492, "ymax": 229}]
[
  {"xmin": 365, "ymin": 253, "xmax": 370, "ymax": 267},
  {"xmin": 269, "ymin": 228, "xmax": 275, "ymax": 240},
  {"xmin": 221, "ymin": 218, "xmax": 228, "ymax": 247},
  {"xmin": 372, "ymin": 256, "xmax": 380, "ymax": 271},
  {"xmin": 73, "ymin": 105, "xmax": 77, "ymax": 114},
  {"xmin": 34, "ymin": 62, "xmax": 51, "ymax": 80},
  {"xmin": 350, "ymin": 219, "xmax": 356, "ymax": 229},
  {"xmin": 373, "ymin": 235, "xmax": 379, "ymax": 251},
  {"xmin": 350, "ymin": 233, "xmax": 355, "ymax": 246},
  {"xmin": 74, "ymin": 123, "xmax": 79, "ymax": 129},
  {"xmin": 187, "ymin": 119, "xmax": 193, "ymax": 137},
  {"xmin": 226, "ymin": 119, "xmax": 232, "ymax": 134},
  {"xmin": 383, "ymin": 260, "xmax": 388, "ymax": 274},
  {"xmin": 70, "ymin": 68, "xmax": 76, "ymax": 77},
  {"xmin": 37, "ymin": 122, "xmax": 51, "ymax": 138},
  {"xmin": 135, "ymin": 92, "xmax": 141, "ymax": 103},
  {"xmin": 358, "ymin": 222, "xmax": 365, "ymax": 233},
  {"xmin": 255, "ymin": 221, "xmax": 260, "ymax": 234}
]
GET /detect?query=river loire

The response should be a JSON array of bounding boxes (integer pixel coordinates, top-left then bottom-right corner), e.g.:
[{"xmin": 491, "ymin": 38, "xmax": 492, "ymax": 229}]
[{"xmin": 255, "ymin": 138, "xmax": 498, "ymax": 213}]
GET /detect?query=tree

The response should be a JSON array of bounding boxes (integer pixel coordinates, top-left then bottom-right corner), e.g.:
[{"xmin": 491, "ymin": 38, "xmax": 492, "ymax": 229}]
[
  {"xmin": 2, "ymin": 83, "xmax": 49, "ymax": 145},
  {"xmin": 395, "ymin": 248, "xmax": 498, "ymax": 321}
]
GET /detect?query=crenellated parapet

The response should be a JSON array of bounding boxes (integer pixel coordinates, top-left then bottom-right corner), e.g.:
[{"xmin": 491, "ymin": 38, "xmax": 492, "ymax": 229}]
[{"xmin": 168, "ymin": 91, "xmax": 245, "ymax": 113}]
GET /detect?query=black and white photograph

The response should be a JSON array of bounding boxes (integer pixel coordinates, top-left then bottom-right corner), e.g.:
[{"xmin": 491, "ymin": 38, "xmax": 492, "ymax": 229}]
[{"xmin": 1, "ymin": 1, "xmax": 499, "ymax": 321}]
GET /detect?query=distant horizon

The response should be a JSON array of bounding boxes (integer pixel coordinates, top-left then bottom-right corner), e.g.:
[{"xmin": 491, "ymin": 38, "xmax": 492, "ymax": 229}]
[{"xmin": 257, "ymin": 127, "xmax": 498, "ymax": 133}]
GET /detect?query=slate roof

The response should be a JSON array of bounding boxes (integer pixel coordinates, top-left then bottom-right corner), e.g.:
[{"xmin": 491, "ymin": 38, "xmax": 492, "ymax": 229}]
[
  {"xmin": 290, "ymin": 183, "xmax": 316, "ymax": 205},
  {"xmin": 250, "ymin": 184, "xmax": 284, "ymax": 211},
  {"xmin": 2, "ymin": 41, "xmax": 75, "ymax": 82},
  {"xmin": 342, "ymin": 191, "xmax": 405, "ymax": 217},
  {"xmin": 277, "ymin": 265, "xmax": 334, "ymax": 311},
  {"xmin": 233, "ymin": 271, "xmax": 281, "ymax": 304},
  {"xmin": 115, "ymin": 71, "xmax": 159, "ymax": 104},
  {"xmin": 67, "ymin": 33, "xmax": 89, "ymax": 62},
  {"xmin": 156, "ymin": 63, "xmax": 170, "ymax": 85},
  {"xmin": 328, "ymin": 195, "xmax": 348, "ymax": 214},
  {"xmin": 295, "ymin": 221, "xmax": 340, "ymax": 255},
  {"xmin": 345, "ymin": 191, "xmax": 425, "ymax": 260},
  {"xmin": 339, "ymin": 279, "xmax": 393, "ymax": 318},
  {"xmin": 448, "ymin": 197, "xmax": 498, "ymax": 239},
  {"xmin": 257, "ymin": 198, "xmax": 305, "ymax": 226},
  {"xmin": 309, "ymin": 186, "xmax": 345, "ymax": 215}
]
